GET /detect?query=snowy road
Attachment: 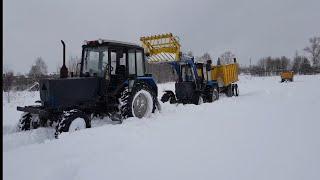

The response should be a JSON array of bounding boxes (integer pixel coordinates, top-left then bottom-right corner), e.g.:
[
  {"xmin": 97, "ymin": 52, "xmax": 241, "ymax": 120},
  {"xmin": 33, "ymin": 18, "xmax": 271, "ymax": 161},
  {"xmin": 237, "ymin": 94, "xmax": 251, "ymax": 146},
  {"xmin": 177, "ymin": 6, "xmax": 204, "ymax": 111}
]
[{"xmin": 3, "ymin": 75, "xmax": 320, "ymax": 180}]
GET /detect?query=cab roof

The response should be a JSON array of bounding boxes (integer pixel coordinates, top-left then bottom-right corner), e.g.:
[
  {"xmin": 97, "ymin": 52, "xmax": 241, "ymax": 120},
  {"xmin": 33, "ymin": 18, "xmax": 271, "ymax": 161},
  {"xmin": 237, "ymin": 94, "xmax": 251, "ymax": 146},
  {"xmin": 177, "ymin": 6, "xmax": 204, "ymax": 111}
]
[{"xmin": 83, "ymin": 39, "xmax": 143, "ymax": 50}]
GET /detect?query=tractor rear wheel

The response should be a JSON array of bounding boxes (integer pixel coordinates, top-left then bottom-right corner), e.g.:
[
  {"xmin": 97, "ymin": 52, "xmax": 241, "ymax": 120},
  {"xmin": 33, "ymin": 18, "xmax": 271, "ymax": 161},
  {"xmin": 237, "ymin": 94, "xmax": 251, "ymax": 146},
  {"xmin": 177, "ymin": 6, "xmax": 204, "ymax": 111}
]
[
  {"xmin": 55, "ymin": 110, "xmax": 91, "ymax": 138},
  {"xmin": 120, "ymin": 82, "xmax": 156, "ymax": 119}
]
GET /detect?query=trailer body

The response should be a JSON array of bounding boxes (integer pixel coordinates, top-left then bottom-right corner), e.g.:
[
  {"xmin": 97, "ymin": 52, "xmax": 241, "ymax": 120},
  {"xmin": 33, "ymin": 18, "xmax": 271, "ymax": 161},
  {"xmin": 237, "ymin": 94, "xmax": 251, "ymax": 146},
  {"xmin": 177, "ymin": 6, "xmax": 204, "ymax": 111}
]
[
  {"xmin": 211, "ymin": 63, "xmax": 239, "ymax": 87},
  {"xmin": 280, "ymin": 71, "xmax": 294, "ymax": 82},
  {"xmin": 210, "ymin": 63, "xmax": 239, "ymax": 97}
]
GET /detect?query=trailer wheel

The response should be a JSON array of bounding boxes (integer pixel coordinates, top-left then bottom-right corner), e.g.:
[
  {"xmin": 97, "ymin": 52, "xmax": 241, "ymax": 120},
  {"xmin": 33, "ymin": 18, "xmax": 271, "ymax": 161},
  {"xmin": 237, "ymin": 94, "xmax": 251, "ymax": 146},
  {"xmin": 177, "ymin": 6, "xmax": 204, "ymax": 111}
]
[
  {"xmin": 226, "ymin": 85, "xmax": 233, "ymax": 97},
  {"xmin": 234, "ymin": 84, "xmax": 239, "ymax": 96},
  {"xmin": 17, "ymin": 112, "xmax": 40, "ymax": 131},
  {"xmin": 120, "ymin": 82, "xmax": 156, "ymax": 119},
  {"xmin": 55, "ymin": 110, "xmax": 91, "ymax": 138}
]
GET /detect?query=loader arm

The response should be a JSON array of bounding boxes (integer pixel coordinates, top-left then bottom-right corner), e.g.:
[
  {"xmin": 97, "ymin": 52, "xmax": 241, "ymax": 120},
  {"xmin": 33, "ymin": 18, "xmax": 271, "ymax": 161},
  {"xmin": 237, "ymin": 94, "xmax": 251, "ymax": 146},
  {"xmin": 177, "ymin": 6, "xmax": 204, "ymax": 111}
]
[{"xmin": 140, "ymin": 33, "xmax": 181, "ymax": 62}]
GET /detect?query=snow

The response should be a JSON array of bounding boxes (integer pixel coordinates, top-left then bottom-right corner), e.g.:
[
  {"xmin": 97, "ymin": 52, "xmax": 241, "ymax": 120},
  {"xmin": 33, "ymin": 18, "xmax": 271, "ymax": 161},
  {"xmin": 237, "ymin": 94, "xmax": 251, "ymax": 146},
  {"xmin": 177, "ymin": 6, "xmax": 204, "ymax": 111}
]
[{"xmin": 3, "ymin": 75, "xmax": 320, "ymax": 180}]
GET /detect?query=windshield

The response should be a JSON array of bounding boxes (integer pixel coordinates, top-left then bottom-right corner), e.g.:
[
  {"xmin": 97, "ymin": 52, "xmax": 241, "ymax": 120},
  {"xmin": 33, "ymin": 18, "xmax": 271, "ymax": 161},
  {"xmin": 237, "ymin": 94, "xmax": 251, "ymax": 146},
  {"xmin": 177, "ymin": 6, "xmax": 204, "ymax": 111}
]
[{"xmin": 83, "ymin": 47, "xmax": 108, "ymax": 77}]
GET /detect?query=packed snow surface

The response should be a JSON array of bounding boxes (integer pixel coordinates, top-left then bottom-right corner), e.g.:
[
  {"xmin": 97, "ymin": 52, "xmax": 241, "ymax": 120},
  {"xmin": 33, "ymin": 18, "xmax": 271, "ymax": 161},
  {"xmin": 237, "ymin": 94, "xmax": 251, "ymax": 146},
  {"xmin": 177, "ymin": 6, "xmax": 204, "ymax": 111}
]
[{"xmin": 3, "ymin": 75, "xmax": 320, "ymax": 180}]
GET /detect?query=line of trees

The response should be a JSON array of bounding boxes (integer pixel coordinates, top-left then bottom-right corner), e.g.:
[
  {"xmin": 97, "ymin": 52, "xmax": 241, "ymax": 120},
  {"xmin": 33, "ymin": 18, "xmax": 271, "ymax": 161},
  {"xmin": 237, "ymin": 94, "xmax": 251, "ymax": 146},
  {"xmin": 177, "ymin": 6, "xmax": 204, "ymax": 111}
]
[
  {"xmin": 3, "ymin": 57, "xmax": 54, "ymax": 94},
  {"xmin": 242, "ymin": 36, "xmax": 320, "ymax": 76}
]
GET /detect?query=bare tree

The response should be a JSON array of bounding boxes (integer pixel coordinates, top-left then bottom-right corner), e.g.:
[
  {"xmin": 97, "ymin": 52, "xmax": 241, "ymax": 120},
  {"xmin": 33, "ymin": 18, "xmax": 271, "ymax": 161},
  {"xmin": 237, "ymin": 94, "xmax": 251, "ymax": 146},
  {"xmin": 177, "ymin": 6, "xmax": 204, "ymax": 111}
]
[
  {"xmin": 28, "ymin": 57, "xmax": 48, "ymax": 78},
  {"xmin": 187, "ymin": 51, "xmax": 193, "ymax": 57},
  {"xmin": 220, "ymin": 51, "xmax": 235, "ymax": 64},
  {"xmin": 197, "ymin": 52, "xmax": 212, "ymax": 63},
  {"xmin": 257, "ymin": 56, "xmax": 291, "ymax": 75},
  {"xmin": 304, "ymin": 37, "xmax": 320, "ymax": 67}
]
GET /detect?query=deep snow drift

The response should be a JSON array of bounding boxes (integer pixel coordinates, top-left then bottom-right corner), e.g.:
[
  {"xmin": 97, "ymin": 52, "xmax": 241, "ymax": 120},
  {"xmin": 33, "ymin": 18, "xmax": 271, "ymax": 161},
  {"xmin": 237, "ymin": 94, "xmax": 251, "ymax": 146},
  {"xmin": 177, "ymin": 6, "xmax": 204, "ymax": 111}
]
[{"xmin": 3, "ymin": 75, "xmax": 320, "ymax": 180}]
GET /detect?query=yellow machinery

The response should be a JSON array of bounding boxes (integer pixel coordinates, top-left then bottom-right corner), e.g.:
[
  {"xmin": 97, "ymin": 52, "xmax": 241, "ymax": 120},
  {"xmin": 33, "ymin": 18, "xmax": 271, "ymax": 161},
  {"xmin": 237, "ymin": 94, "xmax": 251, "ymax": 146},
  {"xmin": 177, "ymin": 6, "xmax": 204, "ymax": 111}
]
[
  {"xmin": 280, "ymin": 71, "xmax": 294, "ymax": 82},
  {"xmin": 211, "ymin": 63, "xmax": 239, "ymax": 87},
  {"xmin": 140, "ymin": 33, "xmax": 181, "ymax": 62},
  {"xmin": 140, "ymin": 33, "xmax": 239, "ymax": 97}
]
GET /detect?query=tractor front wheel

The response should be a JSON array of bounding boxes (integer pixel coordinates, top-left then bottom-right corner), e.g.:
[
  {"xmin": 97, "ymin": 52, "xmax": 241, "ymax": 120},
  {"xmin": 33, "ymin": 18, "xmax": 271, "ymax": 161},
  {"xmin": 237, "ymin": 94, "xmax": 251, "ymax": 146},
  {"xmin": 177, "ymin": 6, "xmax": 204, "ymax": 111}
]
[
  {"xmin": 17, "ymin": 112, "xmax": 40, "ymax": 131},
  {"xmin": 55, "ymin": 110, "xmax": 91, "ymax": 138}
]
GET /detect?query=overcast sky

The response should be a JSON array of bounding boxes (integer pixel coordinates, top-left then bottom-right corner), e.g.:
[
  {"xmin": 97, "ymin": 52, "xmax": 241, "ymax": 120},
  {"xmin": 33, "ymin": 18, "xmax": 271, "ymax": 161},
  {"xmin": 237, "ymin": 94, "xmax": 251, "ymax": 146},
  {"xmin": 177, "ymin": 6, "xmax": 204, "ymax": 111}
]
[{"xmin": 4, "ymin": 0, "xmax": 320, "ymax": 74}]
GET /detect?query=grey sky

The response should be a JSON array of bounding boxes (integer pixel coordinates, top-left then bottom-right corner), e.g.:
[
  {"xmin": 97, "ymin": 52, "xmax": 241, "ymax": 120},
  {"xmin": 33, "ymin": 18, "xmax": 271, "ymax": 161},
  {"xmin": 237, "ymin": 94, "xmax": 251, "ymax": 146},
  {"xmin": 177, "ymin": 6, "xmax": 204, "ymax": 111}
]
[{"xmin": 4, "ymin": 0, "xmax": 320, "ymax": 74}]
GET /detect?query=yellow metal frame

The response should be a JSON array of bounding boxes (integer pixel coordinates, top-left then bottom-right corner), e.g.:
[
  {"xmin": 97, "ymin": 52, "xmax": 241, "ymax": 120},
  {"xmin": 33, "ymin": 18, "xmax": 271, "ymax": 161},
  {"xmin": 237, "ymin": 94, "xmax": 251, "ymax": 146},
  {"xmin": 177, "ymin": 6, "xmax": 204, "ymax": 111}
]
[{"xmin": 140, "ymin": 33, "xmax": 181, "ymax": 62}]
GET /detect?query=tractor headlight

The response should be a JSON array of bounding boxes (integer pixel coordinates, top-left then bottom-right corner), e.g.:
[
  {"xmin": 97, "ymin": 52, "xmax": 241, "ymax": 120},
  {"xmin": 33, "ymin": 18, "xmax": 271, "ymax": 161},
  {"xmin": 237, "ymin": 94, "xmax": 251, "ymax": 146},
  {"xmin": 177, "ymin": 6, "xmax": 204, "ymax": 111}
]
[{"xmin": 98, "ymin": 39, "xmax": 103, "ymax": 44}]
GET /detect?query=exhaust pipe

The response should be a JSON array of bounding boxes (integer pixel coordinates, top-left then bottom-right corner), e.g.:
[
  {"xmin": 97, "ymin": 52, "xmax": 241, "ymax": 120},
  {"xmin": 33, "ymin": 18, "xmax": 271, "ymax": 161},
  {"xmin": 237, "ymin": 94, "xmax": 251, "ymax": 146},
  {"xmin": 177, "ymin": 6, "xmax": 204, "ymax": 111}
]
[{"xmin": 60, "ymin": 40, "xmax": 68, "ymax": 78}]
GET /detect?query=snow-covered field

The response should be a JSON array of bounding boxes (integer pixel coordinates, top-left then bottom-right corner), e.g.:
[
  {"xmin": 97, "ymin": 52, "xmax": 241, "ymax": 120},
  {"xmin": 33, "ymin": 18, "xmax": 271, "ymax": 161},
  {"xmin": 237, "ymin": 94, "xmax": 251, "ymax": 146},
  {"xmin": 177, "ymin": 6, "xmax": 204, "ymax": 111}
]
[{"xmin": 3, "ymin": 75, "xmax": 320, "ymax": 180}]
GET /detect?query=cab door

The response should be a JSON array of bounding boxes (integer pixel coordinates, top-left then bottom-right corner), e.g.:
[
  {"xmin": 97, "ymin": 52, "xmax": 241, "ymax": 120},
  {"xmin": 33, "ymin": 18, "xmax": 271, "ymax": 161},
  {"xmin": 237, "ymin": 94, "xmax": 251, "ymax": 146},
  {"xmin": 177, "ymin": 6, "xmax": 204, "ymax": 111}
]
[{"xmin": 108, "ymin": 48, "xmax": 128, "ymax": 89}]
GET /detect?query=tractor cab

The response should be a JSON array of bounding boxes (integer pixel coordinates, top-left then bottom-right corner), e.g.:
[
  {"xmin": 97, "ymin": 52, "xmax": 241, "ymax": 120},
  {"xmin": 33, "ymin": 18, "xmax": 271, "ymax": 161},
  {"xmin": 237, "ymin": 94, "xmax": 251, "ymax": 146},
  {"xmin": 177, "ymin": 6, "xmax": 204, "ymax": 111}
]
[{"xmin": 81, "ymin": 40, "xmax": 146, "ymax": 91}]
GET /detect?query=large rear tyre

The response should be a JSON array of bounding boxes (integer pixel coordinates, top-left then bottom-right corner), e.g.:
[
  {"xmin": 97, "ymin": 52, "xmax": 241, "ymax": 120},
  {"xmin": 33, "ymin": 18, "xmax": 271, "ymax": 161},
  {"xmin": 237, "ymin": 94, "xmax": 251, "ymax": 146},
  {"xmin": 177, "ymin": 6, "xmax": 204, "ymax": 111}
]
[
  {"xmin": 55, "ymin": 110, "xmax": 91, "ymax": 138},
  {"xmin": 120, "ymin": 82, "xmax": 156, "ymax": 119}
]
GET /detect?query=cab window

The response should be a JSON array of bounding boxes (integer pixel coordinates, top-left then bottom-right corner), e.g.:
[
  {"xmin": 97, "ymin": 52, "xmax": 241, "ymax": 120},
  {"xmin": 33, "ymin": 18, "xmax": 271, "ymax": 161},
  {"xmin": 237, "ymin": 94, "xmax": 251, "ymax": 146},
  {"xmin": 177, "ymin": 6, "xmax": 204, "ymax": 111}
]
[
  {"xmin": 83, "ymin": 48, "xmax": 108, "ymax": 77},
  {"xmin": 136, "ymin": 50, "xmax": 144, "ymax": 76}
]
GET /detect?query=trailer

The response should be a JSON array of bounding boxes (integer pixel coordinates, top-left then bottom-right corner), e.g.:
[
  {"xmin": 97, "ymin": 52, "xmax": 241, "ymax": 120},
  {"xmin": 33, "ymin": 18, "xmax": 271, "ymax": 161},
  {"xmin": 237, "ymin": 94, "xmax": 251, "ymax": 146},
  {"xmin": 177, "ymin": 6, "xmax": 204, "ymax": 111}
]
[
  {"xmin": 280, "ymin": 71, "xmax": 294, "ymax": 82},
  {"xmin": 211, "ymin": 62, "xmax": 239, "ymax": 97}
]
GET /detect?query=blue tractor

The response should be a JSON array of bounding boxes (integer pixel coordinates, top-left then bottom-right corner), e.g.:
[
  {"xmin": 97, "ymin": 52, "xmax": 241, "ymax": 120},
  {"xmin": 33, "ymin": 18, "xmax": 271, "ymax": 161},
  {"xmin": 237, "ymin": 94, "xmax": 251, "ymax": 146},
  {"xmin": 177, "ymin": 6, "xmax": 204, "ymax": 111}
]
[
  {"xmin": 161, "ymin": 56, "xmax": 219, "ymax": 105},
  {"xmin": 17, "ymin": 40, "xmax": 160, "ymax": 137}
]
